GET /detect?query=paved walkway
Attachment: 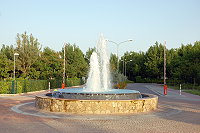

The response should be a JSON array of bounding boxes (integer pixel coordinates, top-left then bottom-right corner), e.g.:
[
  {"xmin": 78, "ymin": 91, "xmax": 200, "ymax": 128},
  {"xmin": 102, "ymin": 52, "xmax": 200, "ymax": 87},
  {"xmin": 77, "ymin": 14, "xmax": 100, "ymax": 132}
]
[{"xmin": 0, "ymin": 83, "xmax": 200, "ymax": 133}]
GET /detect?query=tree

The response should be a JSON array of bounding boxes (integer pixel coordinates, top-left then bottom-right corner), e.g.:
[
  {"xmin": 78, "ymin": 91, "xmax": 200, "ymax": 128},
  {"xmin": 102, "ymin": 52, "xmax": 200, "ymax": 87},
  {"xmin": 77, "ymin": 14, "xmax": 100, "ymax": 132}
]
[
  {"xmin": 171, "ymin": 42, "xmax": 200, "ymax": 85},
  {"xmin": 110, "ymin": 53, "xmax": 118, "ymax": 72},
  {"xmin": 63, "ymin": 44, "xmax": 88, "ymax": 78},
  {"xmin": 120, "ymin": 51, "xmax": 145, "ymax": 80},
  {"xmin": 33, "ymin": 47, "xmax": 63, "ymax": 80},
  {"xmin": 15, "ymin": 32, "xmax": 41, "ymax": 78},
  {"xmin": 0, "ymin": 44, "xmax": 14, "ymax": 60},
  {"xmin": 0, "ymin": 44, "xmax": 14, "ymax": 78},
  {"xmin": 144, "ymin": 42, "xmax": 164, "ymax": 79},
  {"xmin": 85, "ymin": 47, "xmax": 96, "ymax": 64},
  {"xmin": 0, "ymin": 53, "xmax": 10, "ymax": 79}
]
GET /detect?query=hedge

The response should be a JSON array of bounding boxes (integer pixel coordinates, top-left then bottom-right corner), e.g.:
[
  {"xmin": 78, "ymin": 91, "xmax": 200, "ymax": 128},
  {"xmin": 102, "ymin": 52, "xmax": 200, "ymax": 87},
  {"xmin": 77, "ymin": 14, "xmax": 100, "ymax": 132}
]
[{"xmin": 0, "ymin": 78, "xmax": 84, "ymax": 94}]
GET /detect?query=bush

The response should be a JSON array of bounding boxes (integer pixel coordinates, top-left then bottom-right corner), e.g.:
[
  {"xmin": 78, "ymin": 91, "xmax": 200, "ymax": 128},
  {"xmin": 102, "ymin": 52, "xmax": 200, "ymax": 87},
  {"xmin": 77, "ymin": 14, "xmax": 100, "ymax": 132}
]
[
  {"xmin": 66, "ymin": 77, "xmax": 83, "ymax": 87},
  {"xmin": 0, "ymin": 80, "xmax": 12, "ymax": 94},
  {"xmin": 111, "ymin": 71, "xmax": 127, "ymax": 84},
  {"xmin": 114, "ymin": 81, "xmax": 127, "ymax": 89},
  {"xmin": 48, "ymin": 79, "xmax": 62, "ymax": 89},
  {"xmin": 0, "ymin": 78, "xmax": 84, "ymax": 94}
]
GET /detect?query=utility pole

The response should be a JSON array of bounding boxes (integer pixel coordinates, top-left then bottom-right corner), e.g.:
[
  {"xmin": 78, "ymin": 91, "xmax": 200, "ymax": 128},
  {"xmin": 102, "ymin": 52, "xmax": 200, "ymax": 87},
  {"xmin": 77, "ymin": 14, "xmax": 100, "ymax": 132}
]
[
  {"xmin": 164, "ymin": 41, "xmax": 166, "ymax": 85},
  {"xmin": 62, "ymin": 43, "xmax": 66, "ymax": 89},
  {"xmin": 164, "ymin": 41, "xmax": 167, "ymax": 95}
]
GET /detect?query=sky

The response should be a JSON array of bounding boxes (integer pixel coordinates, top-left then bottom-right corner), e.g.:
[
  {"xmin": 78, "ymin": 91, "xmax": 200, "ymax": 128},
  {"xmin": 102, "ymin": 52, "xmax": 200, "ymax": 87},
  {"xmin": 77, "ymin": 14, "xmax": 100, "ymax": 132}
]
[{"xmin": 0, "ymin": 0, "xmax": 200, "ymax": 57}]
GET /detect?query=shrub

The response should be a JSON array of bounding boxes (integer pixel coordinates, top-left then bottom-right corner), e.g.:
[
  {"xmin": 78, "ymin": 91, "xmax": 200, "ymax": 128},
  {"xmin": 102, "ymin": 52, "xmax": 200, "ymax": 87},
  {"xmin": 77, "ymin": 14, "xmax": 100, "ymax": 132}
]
[
  {"xmin": 114, "ymin": 81, "xmax": 127, "ymax": 89},
  {"xmin": 0, "ymin": 80, "xmax": 12, "ymax": 94},
  {"xmin": 66, "ymin": 77, "xmax": 82, "ymax": 87},
  {"xmin": 0, "ymin": 78, "xmax": 83, "ymax": 94},
  {"xmin": 111, "ymin": 71, "xmax": 127, "ymax": 84}
]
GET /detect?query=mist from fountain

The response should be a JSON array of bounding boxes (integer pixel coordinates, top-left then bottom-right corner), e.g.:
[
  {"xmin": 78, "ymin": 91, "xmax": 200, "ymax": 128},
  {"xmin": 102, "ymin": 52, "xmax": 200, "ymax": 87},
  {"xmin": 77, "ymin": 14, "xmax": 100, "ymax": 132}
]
[{"xmin": 84, "ymin": 34, "xmax": 111, "ymax": 92}]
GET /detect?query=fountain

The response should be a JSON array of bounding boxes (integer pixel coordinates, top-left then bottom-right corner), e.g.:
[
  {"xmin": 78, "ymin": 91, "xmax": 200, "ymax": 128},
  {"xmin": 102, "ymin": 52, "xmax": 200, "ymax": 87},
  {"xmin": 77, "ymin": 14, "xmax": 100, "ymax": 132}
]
[
  {"xmin": 35, "ymin": 34, "xmax": 158, "ymax": 114},
  {"xmin": 51, "ymin": 34, "xmax": 141, "ymax": 100}
]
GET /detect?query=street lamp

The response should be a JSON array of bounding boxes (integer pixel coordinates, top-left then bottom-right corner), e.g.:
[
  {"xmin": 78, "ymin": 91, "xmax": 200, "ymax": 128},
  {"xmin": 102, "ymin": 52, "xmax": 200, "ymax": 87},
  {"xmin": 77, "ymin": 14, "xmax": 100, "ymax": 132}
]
[
  {"xmin": 13, "ymin": 53, "xmax": 19, "ymax": 94},
  {"xmin": 107, "ymin": 39, "xmax": 133, "ymax": 71},
  {"xmin": 13, "ymin": 53, "xmax": 19, "ymax": 80},
  {"xmin": 123, "ymin": 53, "xmax": 133, "ymax": 75},
  {"xmin": 125, "ymin": 60, "xmax": 132, "ymax": 77}
]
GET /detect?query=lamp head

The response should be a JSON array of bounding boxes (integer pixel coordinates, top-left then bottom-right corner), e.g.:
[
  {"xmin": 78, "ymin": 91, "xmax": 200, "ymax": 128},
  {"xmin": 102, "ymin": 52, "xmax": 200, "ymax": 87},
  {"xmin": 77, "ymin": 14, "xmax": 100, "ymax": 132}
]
[{"xmin": 14, "ymin": 53, "xmax": 19, "ymax": 56}]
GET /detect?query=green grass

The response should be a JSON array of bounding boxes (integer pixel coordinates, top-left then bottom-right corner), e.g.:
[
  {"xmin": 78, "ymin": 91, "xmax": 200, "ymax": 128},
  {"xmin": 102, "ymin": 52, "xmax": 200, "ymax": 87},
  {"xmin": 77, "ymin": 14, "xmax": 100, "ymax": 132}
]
[
  {"xmin": 184, "ymin": 90, "xmax": 200, "ymax": 96},
  {"xmin": 168, "ymin": 85, "xmax": 180, "ymax": 90},
  {"xmin": 168, "ymin": 85, "xmax": 200, "ymax": 96},
  {"xmin": 126, "ymin": 80, "xmax": 134, "ymax": 83}
]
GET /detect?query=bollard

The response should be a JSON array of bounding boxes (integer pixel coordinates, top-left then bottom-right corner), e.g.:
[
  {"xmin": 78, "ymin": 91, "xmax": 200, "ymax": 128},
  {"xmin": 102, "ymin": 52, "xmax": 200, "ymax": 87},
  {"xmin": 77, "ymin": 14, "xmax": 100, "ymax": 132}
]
[
  {"xmin": 48, "ymin": 82, "xmax": 51, "ymax": 92},
  {"xmin": 164, "ymin": 84, "xmax": 168, "ymax": 95},
  {"xmin": 62, "ymin": 83, "xmax": 65, "ymax": 89},
  {"xmin": 180, "ymin": 84, "xmax": 182, "ymax": 95}
]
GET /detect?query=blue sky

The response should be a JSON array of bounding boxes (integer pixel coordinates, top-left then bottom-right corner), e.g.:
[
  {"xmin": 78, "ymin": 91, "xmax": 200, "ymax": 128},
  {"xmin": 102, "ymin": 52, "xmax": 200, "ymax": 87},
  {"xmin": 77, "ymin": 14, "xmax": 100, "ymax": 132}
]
[{"xmin": 0, "ymin": 0, "xmax": 199, "ymax": 56}]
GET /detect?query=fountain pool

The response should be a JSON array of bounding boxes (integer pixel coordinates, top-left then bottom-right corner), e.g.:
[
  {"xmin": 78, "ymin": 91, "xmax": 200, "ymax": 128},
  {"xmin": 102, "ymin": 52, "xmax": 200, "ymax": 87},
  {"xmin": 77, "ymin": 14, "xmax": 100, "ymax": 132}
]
[
  {"xmin": 35, "ymin": 34, "xmax": 158, "ymax": 114},
  {"xmin": 52, "ymin": 88, "xmax": 142, "ymax": 100}
]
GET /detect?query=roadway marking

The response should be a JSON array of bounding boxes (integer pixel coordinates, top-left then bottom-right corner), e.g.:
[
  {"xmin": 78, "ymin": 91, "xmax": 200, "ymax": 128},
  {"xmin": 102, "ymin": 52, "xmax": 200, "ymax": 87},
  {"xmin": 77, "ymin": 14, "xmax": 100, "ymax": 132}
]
[
  {"xmin": 10, "ymin": 101, "xmax": 182, "ymax": 120},
  {"xmin": 11, "ymin": 102, "xmax": 61, "ymax": 118},
  {"xmin": 145, "ymin": 85, "xmax": 164, "ymax": 96}
]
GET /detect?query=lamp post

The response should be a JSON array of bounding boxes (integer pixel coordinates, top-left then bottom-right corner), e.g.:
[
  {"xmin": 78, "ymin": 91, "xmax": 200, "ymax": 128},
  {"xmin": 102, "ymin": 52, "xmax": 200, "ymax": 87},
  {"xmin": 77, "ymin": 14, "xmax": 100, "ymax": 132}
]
[
  {"xmin": 13, "ymin": 53, "xmax": 19, "ymax": 94},
  {"xmin": 123, "ymin": 53, "xmax": 133, "ymax": 75},
  {"xmin": 13, "ymin": 53, "xmax": 19, "ymax": 80},
  {"xmin": 125, "ymin": 60, "xmax": 132, "ymax": 77},
  {"xmin": 107, "ymin": 39, "xmax": 133, "ymax": 71}
]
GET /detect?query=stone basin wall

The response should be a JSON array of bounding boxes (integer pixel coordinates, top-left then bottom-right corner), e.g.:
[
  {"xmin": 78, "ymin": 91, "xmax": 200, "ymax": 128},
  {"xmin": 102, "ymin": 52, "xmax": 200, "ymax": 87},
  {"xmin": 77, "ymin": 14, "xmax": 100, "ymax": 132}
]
[{"xmin": 35, "ymin": 94, "xmax": 158, "ymax": 114}]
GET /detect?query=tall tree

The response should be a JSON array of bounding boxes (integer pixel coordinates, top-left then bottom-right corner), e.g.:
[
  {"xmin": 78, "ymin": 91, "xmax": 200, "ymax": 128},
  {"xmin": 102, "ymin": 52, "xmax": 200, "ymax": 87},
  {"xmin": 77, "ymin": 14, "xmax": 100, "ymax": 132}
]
[
  {"xmin": 0, "ymin": 44, "xmax": 14, "ymax": 78},
  {"xmin": 85, "ymin": 47, "xmax": 96, "ymax": 64},
  {"xmin": 0, "ymin": 53, "xmax": 10, "ymax": 79},
  {"xmin": 144, "ymin": 42, "xmax": 164, "ymax": 78},
  {"xmin": 0, "ymin": 44, "xmax": 14, "ymax": 60},
  {"xmin": 15, "ymin": 32, "xmax": 41, "ymax": 78},
  {"xmin": 63, "ymin": 44, "xmax": 88, "ymax": 78},
  {"xmin": 110, "ymin": 53, "xmax": 118, "ymax": 72},
  {"xmin": 32, "ymin": 47, "xmax": 63, "ymax": 80}
]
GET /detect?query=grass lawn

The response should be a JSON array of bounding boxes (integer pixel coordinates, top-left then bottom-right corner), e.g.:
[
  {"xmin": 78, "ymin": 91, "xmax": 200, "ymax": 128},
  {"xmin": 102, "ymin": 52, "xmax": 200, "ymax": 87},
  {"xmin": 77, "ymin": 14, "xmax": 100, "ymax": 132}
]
[
  {"xmin": 184, "ymin": 90, "xmax": 200, "ymax": 96},
  {"xmin": 168, "ymin": 85, "xmax": 180, "ymax": 90},
  {"xmin": 168, "ymin": 85, "xmax": 200, "ymax": 96}
]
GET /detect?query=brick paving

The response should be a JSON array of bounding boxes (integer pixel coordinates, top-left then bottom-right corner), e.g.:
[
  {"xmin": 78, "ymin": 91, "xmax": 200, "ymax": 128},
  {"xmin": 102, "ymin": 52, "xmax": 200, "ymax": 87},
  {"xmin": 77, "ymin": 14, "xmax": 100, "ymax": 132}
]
[{"xmin": 0, "ymin": 83, "xmax": 200, "ymax": 133}]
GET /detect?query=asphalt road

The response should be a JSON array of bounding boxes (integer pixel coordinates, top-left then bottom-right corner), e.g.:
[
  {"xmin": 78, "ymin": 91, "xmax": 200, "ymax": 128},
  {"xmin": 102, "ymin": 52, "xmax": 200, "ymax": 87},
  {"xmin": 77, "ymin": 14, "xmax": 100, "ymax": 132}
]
[{"xmin": 0, "ymin": 83, "xmax": 200, "ymax": 133}]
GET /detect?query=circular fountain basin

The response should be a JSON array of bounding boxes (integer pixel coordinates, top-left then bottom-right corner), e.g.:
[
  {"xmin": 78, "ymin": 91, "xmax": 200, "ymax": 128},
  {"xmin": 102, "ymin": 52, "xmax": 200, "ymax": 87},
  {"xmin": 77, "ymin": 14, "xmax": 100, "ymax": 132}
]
[
  {"xmin": 52, "ymin": 88, "xmax": 142, "ymax": 100},
  {"xmin": 35, "ymin": 87, "xmax": 158, "ymax": 114}
]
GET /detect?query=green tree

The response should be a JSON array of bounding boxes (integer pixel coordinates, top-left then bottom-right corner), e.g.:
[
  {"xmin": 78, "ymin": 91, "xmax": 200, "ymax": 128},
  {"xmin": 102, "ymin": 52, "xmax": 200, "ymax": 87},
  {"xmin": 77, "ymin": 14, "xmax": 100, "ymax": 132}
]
[
  {"xmin": 15, "ymin": 32, "xmax": 41, "ymax": 78},
  {"xmin": 171, "ymin": 42, "xmax": 200, "ymax": 85},
  {"xmin": 0, "ymin": 44, "xmax": 14, "ymax": 78},
  {"xmin": 85, "ymin": 47, "xmax": 96, "ymax": 64},
  {"xmin": 110, "ymin": 53, "xmax": 118, "ymax": 72},
  {"xmin": 0, "ymin": 44, "xmax": 14, "ymax": 60},
  {"xmin": 0, "ymin": 53, "xmax": 10, "ymax": 79},
  {"xmin": 63, "ymin": 44, "xmax": 88, "ymax": 78},
  {"xmin": 120, "ymin": 51, "xmax": 145, "ymax": 80},
  {"xmin": 144, "ymin": 42, "xmax": 164, "ymax": 79},
  {"xmin": 36, "ymin": 47, "xmax": 63, "ymax": 80}
]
